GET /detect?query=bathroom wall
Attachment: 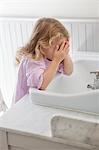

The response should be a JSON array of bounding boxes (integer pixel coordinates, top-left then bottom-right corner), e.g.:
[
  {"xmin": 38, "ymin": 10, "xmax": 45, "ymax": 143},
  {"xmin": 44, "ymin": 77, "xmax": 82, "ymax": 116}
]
[
  {"xmin": 0, "ymin": 0, "xmax": 99, "ymax": 108},
  {"xmin": 98, "ymin": 0, "xmax": 99, "ymax": 16},
  {"xmin": 0, "ymin": 0, "xmax": 98, "ymax": 18}
]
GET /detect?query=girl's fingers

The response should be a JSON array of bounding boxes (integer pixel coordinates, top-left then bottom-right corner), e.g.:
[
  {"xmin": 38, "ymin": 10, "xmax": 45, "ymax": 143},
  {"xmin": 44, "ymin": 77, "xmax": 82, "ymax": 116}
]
[
  {"xmin": 59, "ymin": 41, "xmax": 67, "ymax": 51},
  {"xmin": 54, "ymin": 45, "xmax": 59, "ymax": 53},
  {"xmin": 61, "ymin": 41, "xmax": 69, "ymax": 52},
  {"xmin": 63, "ymin": 42, "xmax": 70, "ymax": 54},
  {"xmin": 56, "ymin": 45, "xmax": 59, "ymax": 50},
  {"xmin": 64, "ymin": 42, "xmax": 69, "ymax": 50},
  {"xmin": 58, "ymin": 40, "xmax": 69, "ymax": 55}
]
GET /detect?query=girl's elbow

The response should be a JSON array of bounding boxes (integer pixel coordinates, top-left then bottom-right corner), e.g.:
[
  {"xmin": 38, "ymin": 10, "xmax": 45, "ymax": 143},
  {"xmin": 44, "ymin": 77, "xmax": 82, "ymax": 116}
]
[
  {"xmin": 64, "ymin": 68, "xmax": 73, "ymax": 76},
  {"xmin": 64, "ymin": 72, "xmax": 72, "ymax": 76},
  {"xmin": 39, "ymin": 84, "xmax": 47, "ymax": 90},
  {"xmin": 39, "ymin": 87, "xmax": 46, "ymax": 90}
]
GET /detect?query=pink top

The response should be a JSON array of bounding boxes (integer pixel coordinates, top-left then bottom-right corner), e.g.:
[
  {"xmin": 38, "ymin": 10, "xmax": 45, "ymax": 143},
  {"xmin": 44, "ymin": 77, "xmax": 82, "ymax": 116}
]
[{"xmin": 15, "ymin": 57, "xmax": 64, "ymax": 103}]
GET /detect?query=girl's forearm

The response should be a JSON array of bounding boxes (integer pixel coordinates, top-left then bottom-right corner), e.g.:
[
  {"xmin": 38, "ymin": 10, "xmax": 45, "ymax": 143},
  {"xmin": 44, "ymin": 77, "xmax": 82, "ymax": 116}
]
[
  {"xmin": 39, "ymin": 60, "xmax": 60, "ymax": 90},
  {"xmin": 63, "ymin": 55, "xmax": 73, "ymax": 75}
]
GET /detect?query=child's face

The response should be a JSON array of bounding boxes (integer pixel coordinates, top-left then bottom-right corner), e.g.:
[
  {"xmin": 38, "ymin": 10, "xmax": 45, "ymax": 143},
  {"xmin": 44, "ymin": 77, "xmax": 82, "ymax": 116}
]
[{"xmin": 42, "ymin": 37, "xmax": 69, "ymax": 60}]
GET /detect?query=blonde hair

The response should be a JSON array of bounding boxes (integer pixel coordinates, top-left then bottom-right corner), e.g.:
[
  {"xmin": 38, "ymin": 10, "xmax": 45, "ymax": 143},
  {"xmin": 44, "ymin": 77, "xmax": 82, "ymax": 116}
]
[{"xmin": 16, "ymin": 17, "xmax": 69, "ymax": 63}]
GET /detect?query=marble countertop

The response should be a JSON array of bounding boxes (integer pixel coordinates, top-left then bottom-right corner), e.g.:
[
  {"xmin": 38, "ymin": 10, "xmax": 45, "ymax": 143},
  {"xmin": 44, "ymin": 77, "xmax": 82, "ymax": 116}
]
[
  {"xmin": 0, "ymin": 94, "xmax": 99, "ymax": 149},
  {"xmin": 0, "ymin": 94, "xmax": 99, "ymax": 136}
]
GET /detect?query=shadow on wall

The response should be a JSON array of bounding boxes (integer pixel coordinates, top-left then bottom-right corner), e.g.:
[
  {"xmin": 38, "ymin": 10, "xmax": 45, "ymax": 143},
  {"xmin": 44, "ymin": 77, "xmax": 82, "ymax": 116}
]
[{"xmin": 0, "ymin": 89, "xmax": 8, "ymax": 112}]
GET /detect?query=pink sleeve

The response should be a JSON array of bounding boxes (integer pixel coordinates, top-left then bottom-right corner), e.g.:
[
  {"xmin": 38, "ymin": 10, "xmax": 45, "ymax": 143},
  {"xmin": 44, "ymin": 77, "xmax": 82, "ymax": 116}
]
[
  {"xmin": 58, "ymin": 61, "xmax": 64, "ymax": 74},
  {"xmin": 26, "ymin": 61, "xmax": 45, "ymax": 89}
]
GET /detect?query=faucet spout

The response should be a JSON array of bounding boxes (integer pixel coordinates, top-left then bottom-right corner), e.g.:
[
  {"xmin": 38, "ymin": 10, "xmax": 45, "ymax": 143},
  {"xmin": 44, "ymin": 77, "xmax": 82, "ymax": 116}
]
[
  {"xmin": 87, "ymin": 84, "xmax": 96, "ymax": 90},
  {"xmin": 87, "ymin": 71, "xmax": 99, "ymax": 90}
]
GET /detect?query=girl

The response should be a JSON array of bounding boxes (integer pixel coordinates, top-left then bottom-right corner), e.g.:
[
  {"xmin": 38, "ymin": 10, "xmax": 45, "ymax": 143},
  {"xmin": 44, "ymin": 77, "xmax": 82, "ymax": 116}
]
[{"xmin": 15, "ymin": 18, "xmax": 73, "ymax": 103}]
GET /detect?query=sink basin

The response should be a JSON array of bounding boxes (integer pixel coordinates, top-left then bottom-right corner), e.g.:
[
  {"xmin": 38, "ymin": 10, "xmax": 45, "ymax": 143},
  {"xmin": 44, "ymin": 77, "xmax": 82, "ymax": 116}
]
[{"xmin": 30, "ymin": 59, "xmax": 99, "ymax": 114}]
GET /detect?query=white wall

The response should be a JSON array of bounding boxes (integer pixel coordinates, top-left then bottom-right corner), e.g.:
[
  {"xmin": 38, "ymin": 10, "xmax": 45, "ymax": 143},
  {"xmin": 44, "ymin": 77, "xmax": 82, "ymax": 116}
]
[
  {"xmin": 0, "ymin": 0, "xmax": 98, "ymax": 18},
  {"xmin": 98, "ymin": 0, "xmax": 99, "ymax": 16}
]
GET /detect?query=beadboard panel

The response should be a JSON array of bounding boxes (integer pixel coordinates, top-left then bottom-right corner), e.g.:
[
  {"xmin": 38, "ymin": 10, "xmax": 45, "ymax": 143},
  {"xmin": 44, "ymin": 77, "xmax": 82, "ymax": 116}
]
[
  {"xmin": 0, "ymin": 18, "xmax": 99, "ymax": 53},
  {"xmin": 0, "ymin": 17, "xmax": 99, "ymax": 107}
]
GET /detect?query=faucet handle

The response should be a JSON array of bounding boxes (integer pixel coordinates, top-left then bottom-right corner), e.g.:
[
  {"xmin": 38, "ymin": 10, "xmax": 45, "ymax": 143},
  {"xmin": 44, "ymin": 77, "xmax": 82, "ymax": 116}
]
[{"xmin": 90, "ymin": 71, "xmax": 99, "ymax": 79}]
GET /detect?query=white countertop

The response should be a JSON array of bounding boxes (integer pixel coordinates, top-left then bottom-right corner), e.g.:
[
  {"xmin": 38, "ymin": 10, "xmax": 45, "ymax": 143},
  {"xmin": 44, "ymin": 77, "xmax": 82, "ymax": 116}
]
[
  {"xmin": 0, "ymin": 94, "xmax": 99, "ymax": 138},
  {"xmin": 0, "ymin": 94, "xmax": 99, "ymax": 149}
]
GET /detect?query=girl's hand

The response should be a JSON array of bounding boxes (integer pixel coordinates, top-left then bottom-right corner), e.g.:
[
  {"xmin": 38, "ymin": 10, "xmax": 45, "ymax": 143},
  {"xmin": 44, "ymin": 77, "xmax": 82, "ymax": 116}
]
[{"xmin": 53, "ymin": 39, "xmax": 70, "ymax": 63}]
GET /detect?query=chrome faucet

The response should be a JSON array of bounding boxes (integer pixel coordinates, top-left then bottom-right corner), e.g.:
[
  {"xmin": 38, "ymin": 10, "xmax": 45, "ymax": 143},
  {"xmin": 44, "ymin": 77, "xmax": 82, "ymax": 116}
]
[{"xmin": 87, "ymin": 71, "xmax": 99, "ymax": 90}]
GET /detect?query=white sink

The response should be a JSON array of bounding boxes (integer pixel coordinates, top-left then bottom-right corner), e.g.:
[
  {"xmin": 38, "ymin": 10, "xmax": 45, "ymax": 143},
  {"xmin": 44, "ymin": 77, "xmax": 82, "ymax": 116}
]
[{"xmin": 30, "ymin": 59, "xmax": 99, "ymax": 114}]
